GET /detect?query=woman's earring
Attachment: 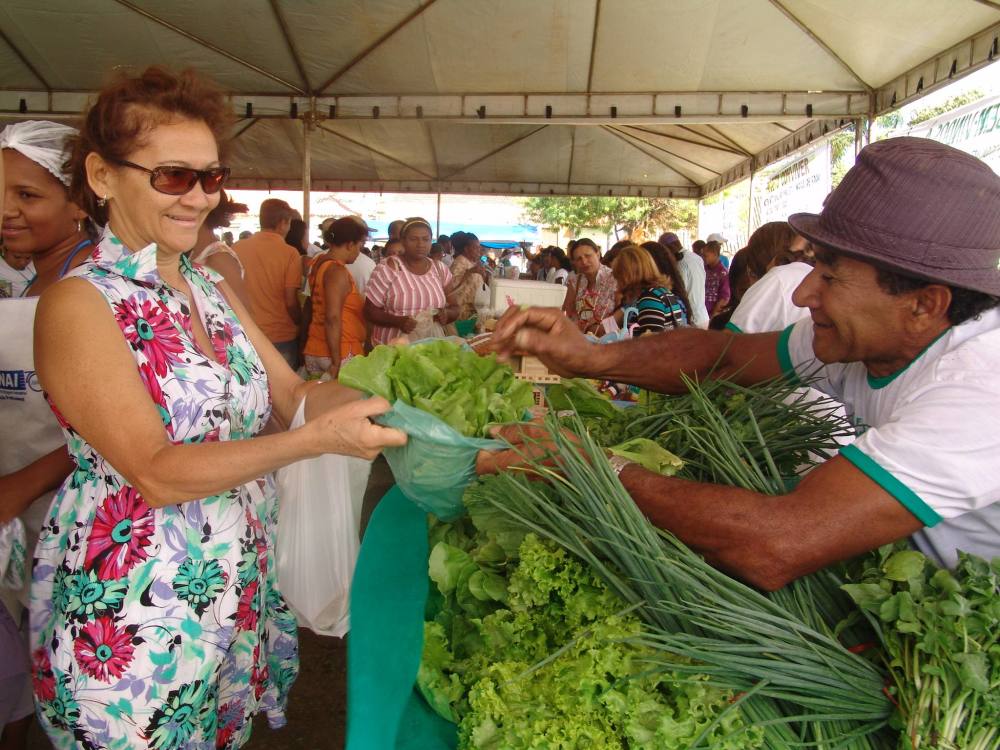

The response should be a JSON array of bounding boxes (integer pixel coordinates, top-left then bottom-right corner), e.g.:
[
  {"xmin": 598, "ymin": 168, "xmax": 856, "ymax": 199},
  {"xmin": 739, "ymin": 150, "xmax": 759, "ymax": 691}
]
[{"xmin": 97, "ymin": 195, "xmax": 108, "ymax": 208}]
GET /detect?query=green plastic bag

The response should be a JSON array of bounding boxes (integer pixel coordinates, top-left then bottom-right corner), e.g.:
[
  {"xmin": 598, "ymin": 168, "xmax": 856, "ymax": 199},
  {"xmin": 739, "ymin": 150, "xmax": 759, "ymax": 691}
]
[
  {"xmin": 377, "ymin": 401, "xmax": 504, "ymax": 521},
  {"xmin": 347, "ymin": 486, "xmax": 457, "ymax": 750}
]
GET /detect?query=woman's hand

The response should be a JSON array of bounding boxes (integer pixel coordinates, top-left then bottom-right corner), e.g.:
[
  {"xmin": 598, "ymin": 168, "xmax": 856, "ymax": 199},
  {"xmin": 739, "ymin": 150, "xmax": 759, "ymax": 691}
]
[
  {"xmin": 304, "ymin": 397, "xmax": 407, "ymax": 460},
  {"xmin": 398, "ymin": 316, "xmax": 418, "ymax": 334}
]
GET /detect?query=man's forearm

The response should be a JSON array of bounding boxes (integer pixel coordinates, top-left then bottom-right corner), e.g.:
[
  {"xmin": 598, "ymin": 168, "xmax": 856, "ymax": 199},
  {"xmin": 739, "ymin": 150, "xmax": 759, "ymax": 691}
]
[
  {"xmin": 618, "ymin": 463, "xmax": 792, "ymax": 589},
  {"xmin": 581, "ymin": 328, "xmax": 780, "ymax": 393},
  {"xmin": 0, "ymin": 446, "xmax": 73, "ymax": 523}
]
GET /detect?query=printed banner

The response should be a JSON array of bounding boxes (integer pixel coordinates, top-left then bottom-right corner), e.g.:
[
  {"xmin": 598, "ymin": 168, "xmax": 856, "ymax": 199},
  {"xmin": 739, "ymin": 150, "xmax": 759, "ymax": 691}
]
[{"xmin": 750, "ymin": 140, "xmax": 831, "ymax": 233}]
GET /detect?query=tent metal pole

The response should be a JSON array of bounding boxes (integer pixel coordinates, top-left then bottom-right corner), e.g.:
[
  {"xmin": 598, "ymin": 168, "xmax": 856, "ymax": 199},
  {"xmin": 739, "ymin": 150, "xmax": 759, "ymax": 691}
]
[
  {"xmin": 436, "ymin": 193, "xmax": 441, "ymax": 237},
  {"xmin": 302, "ymin": 118, "xmax": 312, "ymax": 233},
  {"xmin": 746, "ymin": 168, "xmax": 755, "ymax": 238}
]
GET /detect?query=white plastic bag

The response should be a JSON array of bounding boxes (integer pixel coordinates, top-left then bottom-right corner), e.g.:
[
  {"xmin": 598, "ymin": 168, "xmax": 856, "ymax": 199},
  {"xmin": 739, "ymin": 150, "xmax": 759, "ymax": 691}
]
[
  {"xmin": 276, "ymin": 399, "xmax": 371, "ymax": 637},
  {"xmin": 0, "ymin": 519, "xmax": 26, "ymax": 590}
]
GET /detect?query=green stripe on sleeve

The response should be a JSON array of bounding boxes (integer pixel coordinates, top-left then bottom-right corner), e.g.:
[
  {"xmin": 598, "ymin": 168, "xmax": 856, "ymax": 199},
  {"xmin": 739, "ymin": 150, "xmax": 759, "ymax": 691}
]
[
  {"xmin": 724, "ymin": 322, "xmax": 743, "ymax": 333},
  {"xmin": 840, "ymin": 444, "xmax": 942, "ymax": 527},
  {"xmin": 776, "ymin": 324, "xmax": 801, "ymax": 386}
]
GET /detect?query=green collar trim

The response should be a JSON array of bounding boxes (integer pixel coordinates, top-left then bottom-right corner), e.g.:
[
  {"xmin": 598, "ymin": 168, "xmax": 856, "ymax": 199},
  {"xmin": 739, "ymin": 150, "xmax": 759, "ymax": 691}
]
[
  {"xmin": 840, "ymin": 445, "xmax": 942, "ymax": 527},
  {"xmin": 865, "ymin": 328, "xmax": 951, "ymax": 390},
  {"xmin": 776, "ymin": 324, "xmax": 802, "ymax": 387},
  {"xmin": 725, "ymin": 321, "xmax": 743, "ymax": 334}
]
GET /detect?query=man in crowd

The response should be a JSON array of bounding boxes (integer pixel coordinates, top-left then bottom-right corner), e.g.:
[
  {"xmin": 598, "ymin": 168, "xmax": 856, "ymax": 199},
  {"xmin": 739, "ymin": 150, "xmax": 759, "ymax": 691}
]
[
  {"xmin": 659, "ymin": 232, "xmax": 709, "ymax": 328},
  {"xmin": 490, "ymin": 138, "xmax": 1000, "ymax": 587},
  {"xmin": 438, "ymin": 234, "xmax": 454, "ymax": 267},
  {"xmin": 234, "ymin": 198, "xmax": 302, "ymax": 367},
  {"xmin": 702, "ymin": 240, "xmax": 731, "ymax": 319},
  {"xmin": 387, "ymin": 219, "xmax": 405, "ymax": 242},
  {"xmin": 706, "ymin": 232, "xmax": 731, "ymax": 269}
]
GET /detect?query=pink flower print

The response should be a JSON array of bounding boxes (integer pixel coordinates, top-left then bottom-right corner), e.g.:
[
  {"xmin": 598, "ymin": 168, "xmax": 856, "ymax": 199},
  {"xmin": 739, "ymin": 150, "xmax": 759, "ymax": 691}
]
[
  {"xmin": 85, "ymin": 486, "xmax": 155, "ymax": 580},
  {"xmin": 211, "ymin": 322, "xmax": 235, "ymax": 366},
  {"xmin": 138, "ymin": 362, "xmax": 173, "ymax": 437},
  {"xmin": 114, "ymin": 297, "xmax": 185, "ymax": 377},
  {"xmin": 235, "ymin": 579, "xmax": 260, "ymax": 632},
  {"xmin": 32, "ymin": 648, "xmax": 56, "ymax": 702},
  {"xmin": 73, "ymin": 617, "xmax": 135, "ymax": 682}
]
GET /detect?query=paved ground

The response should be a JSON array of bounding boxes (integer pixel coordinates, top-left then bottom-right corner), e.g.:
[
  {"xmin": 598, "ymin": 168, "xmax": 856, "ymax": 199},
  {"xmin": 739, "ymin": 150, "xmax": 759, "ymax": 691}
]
[{"xmin": 26, "ymin": 457, "xmax": 396, "ymax": 750}]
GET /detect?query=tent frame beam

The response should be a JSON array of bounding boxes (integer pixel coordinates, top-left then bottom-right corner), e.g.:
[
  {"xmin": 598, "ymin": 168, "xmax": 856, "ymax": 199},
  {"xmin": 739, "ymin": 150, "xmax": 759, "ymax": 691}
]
[
  {"xmin": 268, "ymin": 0, "xmax": 312, "ymax": 93},
  {"xmin": 621, "ymin": 125, "xmax": 746, "ymax": 156},
  {"xmin": 614, "ymin": 126, "xmax": 721, "ymax": 175},
  {"xmin": 600, "ymin": 125, "xmax": 700, "ymax": 186},
  {"xmin": 0, "ymin": 89, "xmax": 865, "ymax": 124},
  {"xmin": 441, "ymin": 125, "xmax": 549, "ymax": 180},
  {"xmin": 677, "ymin": 125, "xmax": 752, "ymax": 156},
  {"xmin": 223, "ymin": 177, "xmax": 701, "ymax": 199},
  {"xmin": 586, "ymin": 0, "xmax": 603, "ymax": 93},
  {"xmin": 316, "ymin": 122, "xmax": 435, "ymax": 180},
  {"xmin": 767, "ymin": 0, "xmax": 873, "ymax": 92},
  {"xmin": 317, "ymin": 0, "xmax": 439, "ymax": 93},
  {"xmin": 111, "ymin": 0, "xmax": 306, "ymax": 94},
  {"xmin": 0, "ymin": 24, "xmax": 50, "ymax": 91}
]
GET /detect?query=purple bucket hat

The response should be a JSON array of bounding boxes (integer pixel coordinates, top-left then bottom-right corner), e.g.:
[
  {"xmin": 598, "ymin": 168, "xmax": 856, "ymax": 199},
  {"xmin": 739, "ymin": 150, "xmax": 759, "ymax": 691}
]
[{"xmin": 789, "ymin": 137, "xmax": 1000, "ymax": 296}]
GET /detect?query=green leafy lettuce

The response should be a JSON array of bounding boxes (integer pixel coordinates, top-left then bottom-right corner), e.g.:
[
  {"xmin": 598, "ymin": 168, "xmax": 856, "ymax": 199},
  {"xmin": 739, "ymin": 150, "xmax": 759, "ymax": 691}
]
[
  {"xmin": 417, "ymin": 477, "xmax": 763, "ymax": 749},
  {"xmin": 339, "ymin": 340, "xmax": 534, "ymax": 437}
]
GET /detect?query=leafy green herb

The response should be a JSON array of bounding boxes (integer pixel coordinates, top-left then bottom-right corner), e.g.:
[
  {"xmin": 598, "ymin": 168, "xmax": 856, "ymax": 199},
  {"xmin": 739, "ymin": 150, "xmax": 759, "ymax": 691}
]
[{"xmin": 842, "ymin": 544, "xmax": 1000, "ymax": 750}]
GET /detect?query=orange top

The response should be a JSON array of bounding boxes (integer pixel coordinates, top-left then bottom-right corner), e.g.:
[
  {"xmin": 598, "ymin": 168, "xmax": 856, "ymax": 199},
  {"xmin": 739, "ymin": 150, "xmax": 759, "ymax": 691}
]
[
  {"xmin": 303, "ymin": 258, "xmax": 366, "ymax": 361},
  {"xmin": 233, "ymin": 230, "xmax": 302, "ymax": 342}
]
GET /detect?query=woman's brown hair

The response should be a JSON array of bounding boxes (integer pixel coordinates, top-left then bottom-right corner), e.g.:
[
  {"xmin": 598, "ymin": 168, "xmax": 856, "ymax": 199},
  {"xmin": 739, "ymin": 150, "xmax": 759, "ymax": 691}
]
[
  {"xmin": 640, "ymin": 241, "xmax": 692, "ymax": 317},
  {"xmin": 612, "ymin": 245, "xmax": 667, "ymax": 296},
  {"xmin": 67, "ymin": 66, "xmax": 233, "ymax": 225}
]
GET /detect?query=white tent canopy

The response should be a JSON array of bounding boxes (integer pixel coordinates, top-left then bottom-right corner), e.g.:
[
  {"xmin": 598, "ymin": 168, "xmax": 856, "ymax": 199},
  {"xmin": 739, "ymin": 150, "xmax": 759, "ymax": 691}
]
[{"xmin": 2, "ymin": 0, "xmax": 999, "ymax": 199}]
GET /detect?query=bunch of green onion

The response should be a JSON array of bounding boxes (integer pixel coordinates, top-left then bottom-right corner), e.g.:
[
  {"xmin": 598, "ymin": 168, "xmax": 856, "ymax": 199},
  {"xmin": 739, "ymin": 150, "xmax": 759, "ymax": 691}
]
[{"xmin": 472, "ymin": 408, "xmax": 894, "ymax": 748}]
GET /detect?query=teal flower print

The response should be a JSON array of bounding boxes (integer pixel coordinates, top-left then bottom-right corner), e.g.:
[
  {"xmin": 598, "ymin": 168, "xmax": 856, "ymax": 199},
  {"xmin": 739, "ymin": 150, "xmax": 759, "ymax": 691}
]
[
  {"xmin": 41, "ymin": 670, "xmax": 81, "ymax": 731},
  {"xmin": 64, "ymin": 570, "xmax": 128, "ymax": 621},
  {"xmin": 145, "ymin": 679, "xmax": 213, "ymax": 750},
  {"xmin": 172, "ymin": 558, "xmax": 226, "ymax": 616},
  {"xmin": 226, "ymin": 344, "xmax": 253, "ymax": 386},
  {"xmin": 51, "ymin": 566, "xmax": 71, "ymax": 613}
]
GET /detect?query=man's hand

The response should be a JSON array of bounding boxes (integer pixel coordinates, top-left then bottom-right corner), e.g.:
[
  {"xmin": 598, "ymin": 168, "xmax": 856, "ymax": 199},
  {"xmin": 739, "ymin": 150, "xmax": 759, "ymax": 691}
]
[
  {"xmin": 490, "ymin": 306, "xmax": 601, "ymax": 378},
  {"xmin": 475, "ymin": 422, "xmax": 584, "ymax": 475}
]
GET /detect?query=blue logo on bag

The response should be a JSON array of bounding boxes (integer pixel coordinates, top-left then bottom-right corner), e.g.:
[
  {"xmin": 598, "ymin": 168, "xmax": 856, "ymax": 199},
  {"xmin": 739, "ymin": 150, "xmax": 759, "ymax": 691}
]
[{"xmin": 0, "ymin": 369, "xmax": 38, "ymax": 401}]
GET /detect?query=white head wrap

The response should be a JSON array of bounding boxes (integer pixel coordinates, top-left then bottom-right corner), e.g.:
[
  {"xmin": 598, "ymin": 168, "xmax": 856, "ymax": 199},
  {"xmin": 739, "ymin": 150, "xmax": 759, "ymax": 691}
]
[{"xmin": 0, "ymin": 120, "xmax": 78, "ymax": 187}]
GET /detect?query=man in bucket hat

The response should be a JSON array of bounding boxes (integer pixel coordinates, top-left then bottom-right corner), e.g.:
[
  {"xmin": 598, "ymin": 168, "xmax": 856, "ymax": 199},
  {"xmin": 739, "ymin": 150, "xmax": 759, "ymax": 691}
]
[{"xmin": 487, "ymin": 137, "xmax": 1000, "ymax": 589}]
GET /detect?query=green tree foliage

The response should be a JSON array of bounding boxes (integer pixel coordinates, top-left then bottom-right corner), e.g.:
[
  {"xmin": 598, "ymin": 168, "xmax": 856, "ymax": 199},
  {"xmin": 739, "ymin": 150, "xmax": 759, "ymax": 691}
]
[
  {"xmin": 521, "ymin": 197, "xmax": 697, "ymax": 240},
  {"xmin": 907, "ymin": 89, "xmax": 984, "ymax": 125}
]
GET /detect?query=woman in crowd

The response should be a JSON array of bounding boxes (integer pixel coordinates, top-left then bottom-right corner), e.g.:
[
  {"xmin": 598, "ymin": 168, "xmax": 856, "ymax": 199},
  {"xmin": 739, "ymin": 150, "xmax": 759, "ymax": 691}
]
[
  {"xmin": 611, "ymin": 245, "xmax": 688, "ymax": 335},
  {"xmin": 364, "ymin": 217, "xmax": 459, "ymax": 344},
  {"xmin": 544, "ymin": 246, "xmax": 572, "ymax": 284},
  {"xmin": 302, "ymin": 216, "xmax": 368, "ymax": 379},
  {"xmin": 1, "ymin": 120, "xmax": 96, "ymax": 750},
  {"xmin": 562, "ymin": 237, "xmax": 617, "ymax": 334},
  {"xmin": 724, "ymin": 221, "xmax": 815, "ymax": 334},
  {"xmin": 30, "ymin": 67, "xmax": 404, "ymax": 750},
  {"xmin": 447, "ymin": 231, "xmax": 491, "ymax": 321},
  {"xmin": 640, "ymin": 240, "xmax": 693, "ymax": 320},
  {"xmin": 602, "ymin": 239, "xmax": 632, "ymax": 268},
  {"xmin": 190, "ymin": 189, "xmax": 251, "ymax": 309}
]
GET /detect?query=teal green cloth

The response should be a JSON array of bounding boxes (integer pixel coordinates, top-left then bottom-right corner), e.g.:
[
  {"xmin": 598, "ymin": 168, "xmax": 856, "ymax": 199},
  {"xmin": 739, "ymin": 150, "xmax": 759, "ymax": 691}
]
[{"xmin": 346, "ymin": 486, "xmax": 458, "ymax": 750}]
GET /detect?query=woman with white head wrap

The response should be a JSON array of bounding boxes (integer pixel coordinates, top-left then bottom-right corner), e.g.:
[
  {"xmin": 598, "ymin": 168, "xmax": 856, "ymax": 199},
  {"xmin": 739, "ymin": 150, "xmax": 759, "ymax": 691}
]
[{"xmin": 0, "ymin": 120, "xmax": 91, "ymax": 747}]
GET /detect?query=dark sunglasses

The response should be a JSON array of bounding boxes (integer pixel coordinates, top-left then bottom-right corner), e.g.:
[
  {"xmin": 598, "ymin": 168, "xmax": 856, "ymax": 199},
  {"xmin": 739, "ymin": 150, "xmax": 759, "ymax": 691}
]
[{"xmin": 111, "ymin": 159, "xmax": 230, "ymax": 196}]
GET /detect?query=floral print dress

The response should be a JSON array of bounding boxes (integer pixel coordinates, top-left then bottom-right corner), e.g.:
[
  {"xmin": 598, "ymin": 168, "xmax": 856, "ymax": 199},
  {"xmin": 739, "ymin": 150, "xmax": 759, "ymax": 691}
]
[{"xmin": 30, "ymin": 231, "xmax": 298, "ymax": 750}]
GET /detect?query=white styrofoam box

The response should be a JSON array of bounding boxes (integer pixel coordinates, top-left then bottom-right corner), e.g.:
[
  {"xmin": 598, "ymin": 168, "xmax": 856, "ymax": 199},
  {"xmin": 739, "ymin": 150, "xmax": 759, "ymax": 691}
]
[{"xmin": 489, "ymin": 278, "xmax": 567, "ymax": 318}]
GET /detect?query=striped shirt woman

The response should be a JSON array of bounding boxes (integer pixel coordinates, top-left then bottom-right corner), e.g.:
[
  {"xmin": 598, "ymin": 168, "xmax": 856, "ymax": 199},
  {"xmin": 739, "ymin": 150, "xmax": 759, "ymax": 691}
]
[{"xmin": 363, "ymin": 217, "xmax": 458, "ymax": 345}]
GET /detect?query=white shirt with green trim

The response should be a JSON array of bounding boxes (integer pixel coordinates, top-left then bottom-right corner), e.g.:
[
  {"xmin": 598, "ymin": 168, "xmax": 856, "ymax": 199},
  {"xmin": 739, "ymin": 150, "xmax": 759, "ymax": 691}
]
[
  {"xmin": 779, "ymin": 309, "xmax": 1000, "ymax": 568},
  {"xmin": 727, "ymin": 262, "xmax": 812, "ymax": 334}
]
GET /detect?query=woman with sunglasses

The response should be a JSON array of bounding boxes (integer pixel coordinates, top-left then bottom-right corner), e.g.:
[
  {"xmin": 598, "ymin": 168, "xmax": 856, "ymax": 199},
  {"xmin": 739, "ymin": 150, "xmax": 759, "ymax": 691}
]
[
  {"xmin": 0, "ymin": 120, "xmax": 95, "ymax": 750},
  {"xmin": 30, "ymin": 67, "xmax": 406, "ymax": 750}
]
